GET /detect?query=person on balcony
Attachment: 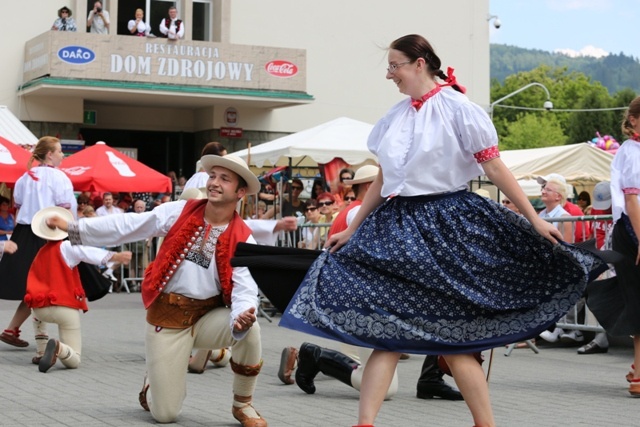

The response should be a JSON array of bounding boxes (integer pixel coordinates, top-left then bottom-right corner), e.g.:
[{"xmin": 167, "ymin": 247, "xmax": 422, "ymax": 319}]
[
  {"xmin": 159, "ymin": 6, "xmax": 184, "ymax": 40},
  {"xmin": 87, "ymin": 1, "xmax": 110, "ymax": 34},
  {"xmin": 128, "ymin": 8, "xmax": 149, "ymax": 37},
  {"xmin": 51, "ymin": 6, "xmax": 77, "ymax": 32}
]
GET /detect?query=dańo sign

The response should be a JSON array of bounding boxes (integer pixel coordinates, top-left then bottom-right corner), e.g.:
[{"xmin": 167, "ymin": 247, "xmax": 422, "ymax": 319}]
[{"xmin": 58, "ymin": 46, "xmax": 96, "ymax": 64}]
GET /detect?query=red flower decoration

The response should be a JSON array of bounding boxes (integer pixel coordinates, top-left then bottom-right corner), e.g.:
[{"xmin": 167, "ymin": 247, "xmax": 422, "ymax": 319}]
[{"xmin": 34, "ymin": 293, "xmax": 46, "ymax": 304}]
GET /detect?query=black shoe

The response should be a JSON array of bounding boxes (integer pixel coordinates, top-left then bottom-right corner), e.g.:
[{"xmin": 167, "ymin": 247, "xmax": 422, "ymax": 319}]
[
  {"xmin": 39, "ymin": 339, "xmax": 59, "ymax": 373},
  {"xmin": 577, "ymin": 341, "xmax": 608, "ymax": 355},
  {"xmin": 416, "ymin": 380, "xmax": 464, "ymax": 401}
]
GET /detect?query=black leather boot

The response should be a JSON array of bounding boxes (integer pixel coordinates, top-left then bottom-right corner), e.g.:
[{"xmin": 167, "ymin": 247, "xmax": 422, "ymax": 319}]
[
  {"xmin": 295, "ymin": 342, "xmax": 322, "ymax": 394},
  {"xmin": 295, "ymin": 343, "xmax": 359, "ymax": 394},
  {"xmin": 316, "ymin": 347, "xmax": 359, "ymax": 388},
  {"xmin": 416, "ymin": 355, "xmax": 463, "ymax": 401}
]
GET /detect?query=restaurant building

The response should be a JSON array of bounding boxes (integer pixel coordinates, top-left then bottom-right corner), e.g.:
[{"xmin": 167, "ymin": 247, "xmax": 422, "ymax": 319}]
[{"xmin": 3, "ymin": 0, "xmax": 491, "ymax": 175}]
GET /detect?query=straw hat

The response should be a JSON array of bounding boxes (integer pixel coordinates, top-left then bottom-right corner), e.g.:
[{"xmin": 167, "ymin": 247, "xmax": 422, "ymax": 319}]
[
  {"xmin": 343, "ymin": 165, "xmax": 379, "ymax": 185},
  {"xmin": 200, "ymin": 155, "xmax": 260, "ymax": 195},
  {"xmin": 31, "ymin": 207, "xmax": 74, "ymax": 241}
]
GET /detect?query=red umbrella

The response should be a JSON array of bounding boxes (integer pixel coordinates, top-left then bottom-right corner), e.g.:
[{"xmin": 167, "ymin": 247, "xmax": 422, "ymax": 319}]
[
  {"xmin": 61, "ymin": 142, "xmax": 172, "ymax": 193},
  {"xmin": 0, "ymin": 136, "xmax": 32, "ymax": 188}
]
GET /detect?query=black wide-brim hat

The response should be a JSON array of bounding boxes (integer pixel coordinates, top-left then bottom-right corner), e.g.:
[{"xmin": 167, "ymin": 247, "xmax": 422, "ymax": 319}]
[{"xmin": 58, "ymin": 6, "xmax": 72, "ymax": 17}]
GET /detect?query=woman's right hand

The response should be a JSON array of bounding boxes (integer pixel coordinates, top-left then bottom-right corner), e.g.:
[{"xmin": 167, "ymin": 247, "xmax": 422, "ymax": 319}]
[{"xmin": 325, "ymin": 228, "xmax": 354, "ymax": 253}]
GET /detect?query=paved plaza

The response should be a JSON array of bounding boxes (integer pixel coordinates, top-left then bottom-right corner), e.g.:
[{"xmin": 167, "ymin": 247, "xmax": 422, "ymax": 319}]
[{"xmin": 0, "ymin": 294, "xmax": 637, "ymax": 427}]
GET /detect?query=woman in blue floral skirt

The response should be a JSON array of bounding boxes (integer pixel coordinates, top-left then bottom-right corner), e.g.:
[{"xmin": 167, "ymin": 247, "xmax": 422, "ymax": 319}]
[{"xmin": 280, "ymin": 34, "xmax": 606, "ymax": 427}]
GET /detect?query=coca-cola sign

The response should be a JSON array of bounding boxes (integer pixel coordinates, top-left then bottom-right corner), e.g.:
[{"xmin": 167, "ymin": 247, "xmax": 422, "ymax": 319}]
[{"xmin": 265, "ymin": 60, "xmax": 298, "ymax": 78}]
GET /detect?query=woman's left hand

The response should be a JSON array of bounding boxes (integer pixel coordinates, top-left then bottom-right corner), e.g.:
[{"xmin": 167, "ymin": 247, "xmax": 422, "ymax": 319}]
[{"xmin": 532, "ymin": 218, "xmax": 562, "ymax": 245}]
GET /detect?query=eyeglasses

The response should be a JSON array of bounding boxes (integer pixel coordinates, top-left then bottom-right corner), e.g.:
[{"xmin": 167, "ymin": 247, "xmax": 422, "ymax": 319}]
[
  {"xmin": 340, "ymin": 176, "xmax": 352, "ymax": 182},
  {"xmin": 541, "ymin": 185, "xmax": 560, "ymax": 194},
  {"xmin": 386, "ymin": 61, "xmax": 412, "ymax": 74},
  {"xmin": 318, "ymin": 201, "xmax": 334, "ymax": 206},
  {"xmin": 501, "ymin": 199, "xmax": 511, "ymax": 205},
  {"xmin": 344, "ymin": 196, "xmax": 356, "ymax": 201},
  {"xmin": 291, "ymin": 186, "xmax": 303, "ymax": 191},
  {"xmin": 305, "ymin": 207, "xmax": 317, "ymax": 211}
]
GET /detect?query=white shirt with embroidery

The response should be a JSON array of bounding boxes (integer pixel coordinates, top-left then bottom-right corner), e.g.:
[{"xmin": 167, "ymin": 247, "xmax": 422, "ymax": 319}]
[
  {"xmin": 368, "ymin": 88, "xmax": 499, "ymax": 197},
  {"xmin": 14, "ymin": 167, "xmax": 77, "ymax": 224},
  {"xmin": 73, "ymin": 201, "xmax": 275, "ymax": 339}
]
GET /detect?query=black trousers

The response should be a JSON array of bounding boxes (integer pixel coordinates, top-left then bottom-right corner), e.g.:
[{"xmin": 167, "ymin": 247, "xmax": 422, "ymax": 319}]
[{"xmin": 416, "ymin": 355, "xmax": 445, "ymax": 387}]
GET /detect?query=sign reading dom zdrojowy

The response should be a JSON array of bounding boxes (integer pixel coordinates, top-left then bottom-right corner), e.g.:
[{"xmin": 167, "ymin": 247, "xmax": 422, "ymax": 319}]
[{"xmin": 23, "ymin": 32, "xmax": 307, "ymax": 92}]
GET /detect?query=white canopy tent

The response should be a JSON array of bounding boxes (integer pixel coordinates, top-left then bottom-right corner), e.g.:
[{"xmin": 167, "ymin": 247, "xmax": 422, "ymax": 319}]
[
  {"xmin": 0, "ymin": 105, "xmax": 38, "ymax": 147},
  {"xmin": 232, "ymin": 117, "xmax": 377, "ymax": 168},
  {"xmin": 472, "ymin": 143, "xmax": 614, "ymax": 199},
  {"xmin": 501, "ymin": 143, "xmax": 613, "ymax": 185}
]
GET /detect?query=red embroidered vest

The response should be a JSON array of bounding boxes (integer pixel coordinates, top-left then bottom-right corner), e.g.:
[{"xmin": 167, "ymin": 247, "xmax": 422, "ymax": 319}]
[
  {"xmin": 25, "ymin": 241, "xmax": 88, "ymax": 312},
  {"xmin": 141, "ymin": 199, "xmax": 251, "ymax": 309}
]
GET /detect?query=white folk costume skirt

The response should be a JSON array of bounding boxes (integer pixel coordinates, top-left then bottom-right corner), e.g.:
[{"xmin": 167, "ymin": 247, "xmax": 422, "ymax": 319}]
[
  {"xmin": 0, "ymin": 224, "xmax": 46, "ymax": 300},
  {"xmin": 280, "ymin": 191, "xmax": 607, "ymax": 354}
]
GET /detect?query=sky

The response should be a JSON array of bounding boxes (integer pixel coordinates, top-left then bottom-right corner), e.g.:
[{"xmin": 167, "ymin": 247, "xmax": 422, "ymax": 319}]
[{"xmin": 490, "ymin": 0, "xmax": 640, "ymax": 60}]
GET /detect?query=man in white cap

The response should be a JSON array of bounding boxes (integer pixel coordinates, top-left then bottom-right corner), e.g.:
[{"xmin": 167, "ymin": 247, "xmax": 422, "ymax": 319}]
[
  {"xmin": 47, "ymin": 155, "xmax": 268, "ymax": 427},
  {"xmin": 537, "ymin": 173, "xmax": 591, "ymax": 243}
]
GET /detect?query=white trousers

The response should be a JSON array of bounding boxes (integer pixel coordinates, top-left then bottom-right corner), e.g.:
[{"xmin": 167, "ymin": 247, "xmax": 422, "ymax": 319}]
[
  {"xmin": 145, "ymin": 306, "xmax": 261, "ymax": 423},
  {"xmin": 32, "ymin": 306, "xmax": 82, "ymax": 368}
]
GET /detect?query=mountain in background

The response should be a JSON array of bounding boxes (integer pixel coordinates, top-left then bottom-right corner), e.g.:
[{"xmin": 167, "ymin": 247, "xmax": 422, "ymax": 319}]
[{"xmin": 491, "ymin": 44, "xmax": 640, "ymax": 94}]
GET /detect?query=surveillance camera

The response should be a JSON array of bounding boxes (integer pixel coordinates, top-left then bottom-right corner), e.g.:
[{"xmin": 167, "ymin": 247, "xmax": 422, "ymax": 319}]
[
  {"xmin": 543, "ymin": 100, "xmax": 553, "ymax": 111},
  {"xmin": 493, "ymin": 18, "xmax": 501, "ymax": 29}
]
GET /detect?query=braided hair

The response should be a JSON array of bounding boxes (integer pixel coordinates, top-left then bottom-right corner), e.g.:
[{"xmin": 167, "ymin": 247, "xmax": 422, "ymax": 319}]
[
  {"xmin": 28, "ymin": 136, "xmax": 60, "ymax": 169},
  {"xmin": 621, "ymin": 96, "xmax": 640, "ymax": 141},
  {"xmin": 389, "ymin": 34, "xmax": 465, "ymax": 94}
]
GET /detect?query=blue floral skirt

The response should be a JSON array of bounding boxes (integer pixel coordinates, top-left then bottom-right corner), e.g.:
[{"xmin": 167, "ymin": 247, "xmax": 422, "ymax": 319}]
[{"xmin": 280, "ymin": 191, "xmax": 607, "ymax": 354}]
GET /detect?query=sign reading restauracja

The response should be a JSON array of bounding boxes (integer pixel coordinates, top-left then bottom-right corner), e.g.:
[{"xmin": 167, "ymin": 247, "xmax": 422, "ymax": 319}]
[{"xmin": 23, "ymin": 32, "xmax": 307, "ymax": 93}]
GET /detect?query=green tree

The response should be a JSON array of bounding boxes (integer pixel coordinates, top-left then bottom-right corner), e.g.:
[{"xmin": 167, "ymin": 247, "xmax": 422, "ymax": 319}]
[
  {"xmin": 499, "ymin": 113, "xmax": 567, "ymax": 150},
  {"xmin": 491, "ymin": 65, "xmax": 636, "ymax": 148},
  {"xmin": 565, "ymin": 86, "xmax": 614, "ymax": 143}
]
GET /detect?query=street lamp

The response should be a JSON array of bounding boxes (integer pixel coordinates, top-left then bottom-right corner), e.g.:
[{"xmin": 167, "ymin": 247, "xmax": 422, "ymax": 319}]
[{"xmin": 489, "ymin": 82, "xmax": 553, "ymax": 119}]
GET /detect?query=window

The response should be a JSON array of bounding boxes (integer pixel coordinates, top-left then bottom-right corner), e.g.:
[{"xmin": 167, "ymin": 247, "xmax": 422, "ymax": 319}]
[
  {"xmin": 149, "ymin": 0, "xmax": 178, "ymax": 37},
  {"xmin": 192, "ymin": 0, "xmax": 213, "ymax": 41},
  {"xmin": 116, "ymin": 0, "xmax": 146, "ymax": 36}
]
